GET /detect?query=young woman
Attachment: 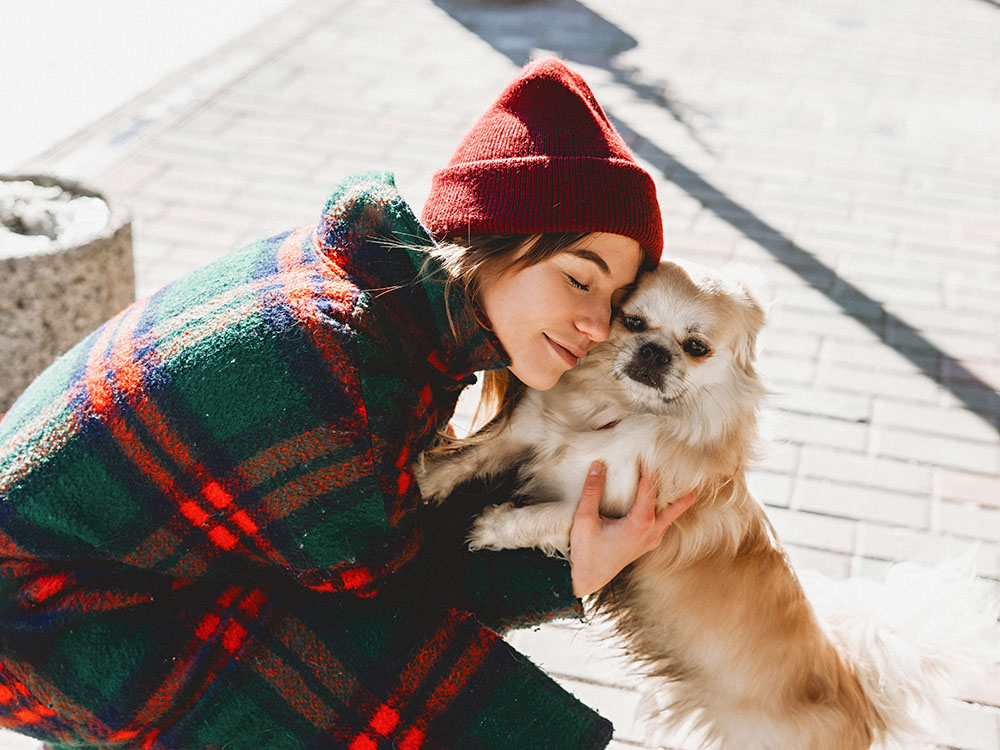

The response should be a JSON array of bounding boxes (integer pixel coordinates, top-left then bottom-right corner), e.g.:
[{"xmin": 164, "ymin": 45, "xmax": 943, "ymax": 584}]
[{"xmin": 0, "ymin": 58, "xmax": 694, "ymax": 750}]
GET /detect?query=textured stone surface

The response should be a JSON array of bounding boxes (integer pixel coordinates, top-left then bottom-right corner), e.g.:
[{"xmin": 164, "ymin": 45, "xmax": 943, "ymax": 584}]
[{"xmin": 0, "ymin": 175, "xmax": 133, "ymax": 411}]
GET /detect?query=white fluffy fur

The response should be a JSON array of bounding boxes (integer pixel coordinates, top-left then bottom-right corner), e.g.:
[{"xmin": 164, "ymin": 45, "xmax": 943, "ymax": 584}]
[
  {"xmin": 798, "ymin": 557, "xmax": 1000, "ymax": 748},
  {"xmin": 417, "ymin": 259, "xmax": 999, "ymax": 749}
]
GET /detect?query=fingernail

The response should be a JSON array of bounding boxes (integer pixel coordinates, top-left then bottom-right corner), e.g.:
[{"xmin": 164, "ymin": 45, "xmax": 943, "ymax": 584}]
[{"xmin": 589, "ymin": 460, "xmax": 605, "ymax": 476}]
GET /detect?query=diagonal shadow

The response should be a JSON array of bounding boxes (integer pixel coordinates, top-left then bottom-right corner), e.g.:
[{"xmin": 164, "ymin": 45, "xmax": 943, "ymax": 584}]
[
  {"xmin": 434, "ymin": 0, "xmax": 716, "ymax": 153},
  {"xmin": 431, "ymin": 0, "xmax": 1000, "ymax": 431}
]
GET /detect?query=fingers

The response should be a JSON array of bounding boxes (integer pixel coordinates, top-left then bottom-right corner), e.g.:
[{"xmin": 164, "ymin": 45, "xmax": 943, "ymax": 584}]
[
  {"xmin": 631, "ymin": 467, "xmax": 659, "ymax": 518},
  {"xmin": 574, "ymin": 460, "xmax": 606, "ymax": 525},
  {"xmin": 568, "ymin": 462, "xmax": 696, "ymax": 597},
  {"xmin": 579, "ymin": 460, "xmax": 694, "ymax": 537},
  {"xmin": 628, "ymin": 462, "xmax": 694, "ymax": 547},
  {"xmin": 655, "ymin": 490, "xmax": 696, "ymax": 532}
]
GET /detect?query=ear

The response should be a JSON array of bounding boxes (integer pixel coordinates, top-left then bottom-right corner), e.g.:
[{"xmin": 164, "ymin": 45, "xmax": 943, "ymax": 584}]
[
  {"xmin": 722, "ymin": 263, "xmax": 769, "ymax": 374},
  {"xmin": 734, "ymin": 297, "xmax": 764, "ymax": 375},
  {"xmin": 722, "ymin": 261, "xmax": 774, "ymax": 317}
]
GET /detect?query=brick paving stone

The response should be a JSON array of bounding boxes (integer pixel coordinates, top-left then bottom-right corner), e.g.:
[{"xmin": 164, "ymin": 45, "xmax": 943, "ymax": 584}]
[
  {"xmin": 745, "ymin": 469, "xmax": 793, "ymax": 508},
  {"xmin": 873, "ymin": 400, "xmax": 998, "ymax": 443},
  {"xmin": 768, "ymin": 387, "xmax": 873, "ymax": 423},
  {"xmin": 945, "ymin": 360, "xmax": 1000, "ymax": 390},
  {"xmin": 938, "ymin": 501, "xmax": 1000, "ymax": 544},
  {"xmin": 804, "ymin": 442, "xmax": 937, "ymax": 488},
  {"xmin": 763, "ymin": 408, "xmax": 870, "ymax": 452},
  {"xmin": 7, "ymin": 0, "xmax": 999, "ymax": 747},
  {"xmin": 752, "ymin": 437, "xmax": 801, "ymax": 477},
  {"xmin": 872, "ymin": 426, "xmax": 999, "ymax": 475},
  {"xmin": 794, "ymin": 477, "xmax": 930, "ymax": 529},
  {"xmin": 936, "ymin": 468, "xmax": 1000, "ymax": 509},
  {"xmin": 931, "ymin": 700, "xmax": 1000, "ymax": 750},
  {"xmin": 855, "ymin": 524, "xmax": 1000, "ymax": 579},
  {"xmin": 766, "ymin": 506, "xmax": 858, "ymax": 555},
  {"xmin": 505, "ymin": 620, "xmax": 636, "ymax": 689},
  {"xmin": 888, "ymin": 324, "xmax": 1000, "ymax": 363},
  {"xmin": 755, "ymin": 353, "xmax": 817, "ymax": 387},
  {"xmin": 941, "ymin": 383, "xmax": 1000, "ymax": 420},
  {"xmin": 768, "ymin": 306, "xmax": 886, "ymax": 343},
  {"xmin": 782, "ymin": 543, "xmax": 852, "ymax": 579},
  {"xmin": 756, "ymin": 327, "xmax": 823, "ymax": 361},
  {"xmin": 821, "ymin": 339, "xmax": 940, "ymax": 377}
]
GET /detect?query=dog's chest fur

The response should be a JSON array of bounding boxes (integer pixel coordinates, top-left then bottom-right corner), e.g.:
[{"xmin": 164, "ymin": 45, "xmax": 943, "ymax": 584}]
[{"xmin": 509, "ymin": 388, "xmax": 722, "ymax": 519}]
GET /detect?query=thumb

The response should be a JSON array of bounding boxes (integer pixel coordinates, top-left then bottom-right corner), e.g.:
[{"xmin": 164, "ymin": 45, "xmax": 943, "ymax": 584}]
[{"xmin": 576, "ymin": 460, "xmax": 606, "ymax": 521}]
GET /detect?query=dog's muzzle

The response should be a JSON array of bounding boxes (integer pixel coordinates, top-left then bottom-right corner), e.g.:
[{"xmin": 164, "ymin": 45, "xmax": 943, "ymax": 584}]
[{"xmin": 623, "ymin": 341, "xmax": 672, "ymax": 390}]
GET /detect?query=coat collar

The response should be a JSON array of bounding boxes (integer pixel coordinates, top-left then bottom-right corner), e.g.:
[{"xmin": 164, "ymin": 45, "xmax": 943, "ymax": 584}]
[{"xmin": 314, "ymin": 171, "xmax": 510, "ymax": 383}]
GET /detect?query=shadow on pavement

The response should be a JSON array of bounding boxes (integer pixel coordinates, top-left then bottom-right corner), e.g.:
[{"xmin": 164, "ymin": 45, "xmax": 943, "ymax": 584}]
[{"xmin": 431, "ymin": 0, "xmax": 1000, "ymax": 431}]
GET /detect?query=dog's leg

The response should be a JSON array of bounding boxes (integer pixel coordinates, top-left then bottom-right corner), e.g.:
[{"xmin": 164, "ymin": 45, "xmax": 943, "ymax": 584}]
[
  {"xmin": 415, "ymin": 419, "xmax": 533, "ymax": 503},
  {"xmin": 466, "ymin": 453, "xmax": 643, "ymax": 556},
  {"xmin": 468, "ymin": 500, "xmax": 577, "ymax": 557}
]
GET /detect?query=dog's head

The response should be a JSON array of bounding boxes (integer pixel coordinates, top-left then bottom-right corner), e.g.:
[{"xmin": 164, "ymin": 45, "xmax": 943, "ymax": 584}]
[{"xmin": 564, "ymin": 259, "xmax": 765, "ymax": 435}]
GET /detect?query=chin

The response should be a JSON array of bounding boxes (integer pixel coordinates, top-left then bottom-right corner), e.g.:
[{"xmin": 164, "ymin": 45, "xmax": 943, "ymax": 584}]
[
  {"xmin": 417, "ymin": 258, "xmax": 997, "ymax": 749},
  {"xmin": 508, "ymin": 362, "xmax": 567, "ymax": 392}
]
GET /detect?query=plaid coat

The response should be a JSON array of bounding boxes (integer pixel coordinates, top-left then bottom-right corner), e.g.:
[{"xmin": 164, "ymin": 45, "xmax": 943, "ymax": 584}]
[{"xmin": 0, "ymin": 173, "xmax": 613, "ymax": 749}]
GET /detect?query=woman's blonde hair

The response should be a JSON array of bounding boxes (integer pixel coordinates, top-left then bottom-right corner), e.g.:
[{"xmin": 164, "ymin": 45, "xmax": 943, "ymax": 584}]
[{"xmin": 425, "ymin": 231, "xmax": 589, "ymax": 442}]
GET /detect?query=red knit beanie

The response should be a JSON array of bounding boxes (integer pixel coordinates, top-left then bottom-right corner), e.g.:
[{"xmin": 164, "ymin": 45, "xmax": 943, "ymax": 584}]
[{"xmin": 421, "ymin": 57, "xmax": 663, "ymax": 267}]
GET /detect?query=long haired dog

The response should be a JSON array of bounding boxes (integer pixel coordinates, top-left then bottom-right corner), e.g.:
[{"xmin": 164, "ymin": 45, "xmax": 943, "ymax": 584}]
[{"xmin": 417, "ymin": 259, "xmax": 997, "ymax": 749}]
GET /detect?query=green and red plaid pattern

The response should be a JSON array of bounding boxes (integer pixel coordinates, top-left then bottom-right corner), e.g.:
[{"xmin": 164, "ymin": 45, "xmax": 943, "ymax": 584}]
[{"xmin": 0, "ymin": 172, "xmax": 610, "ymax": 749}]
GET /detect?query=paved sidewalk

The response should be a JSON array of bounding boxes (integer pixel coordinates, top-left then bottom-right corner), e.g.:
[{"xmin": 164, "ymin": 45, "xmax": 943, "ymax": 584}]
[{"xmin": 11, "ymin": 0, "xmax": 1000, "ymax": 747}]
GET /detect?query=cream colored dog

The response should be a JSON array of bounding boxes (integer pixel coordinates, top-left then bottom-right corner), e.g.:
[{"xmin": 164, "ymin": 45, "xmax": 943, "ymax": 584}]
[{"xmin": 418, "ymin": 259, "xmax": 995, "ymax": 750}]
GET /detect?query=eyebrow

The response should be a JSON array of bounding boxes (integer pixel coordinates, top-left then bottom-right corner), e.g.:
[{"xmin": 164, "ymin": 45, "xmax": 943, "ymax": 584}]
[{"xmin": 567, "ymin": 248, "xmax": 611, "ymax": 276}]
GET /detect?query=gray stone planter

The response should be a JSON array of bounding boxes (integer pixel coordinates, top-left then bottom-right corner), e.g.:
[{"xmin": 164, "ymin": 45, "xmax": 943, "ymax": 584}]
[{"xmin": 1, "ymin": 175, "xmax": 134, "ymax": 412}]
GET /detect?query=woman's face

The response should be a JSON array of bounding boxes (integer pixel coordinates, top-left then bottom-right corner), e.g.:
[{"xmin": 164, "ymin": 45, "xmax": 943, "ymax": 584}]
[{"xmin": 480, "ymin": 232, "xmax": 644, "ymax": 390}]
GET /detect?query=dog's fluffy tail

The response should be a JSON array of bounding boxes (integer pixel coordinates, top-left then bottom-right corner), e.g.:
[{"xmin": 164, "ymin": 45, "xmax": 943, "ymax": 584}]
[{"xmin": 799, "ymin": 556, "xmax": 1000, "ymax": 749}]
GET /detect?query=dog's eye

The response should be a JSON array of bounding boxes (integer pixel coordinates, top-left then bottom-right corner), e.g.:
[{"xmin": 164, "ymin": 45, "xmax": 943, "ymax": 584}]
[
  {"xmin": 683, "ymin": 338, "xmax": 711, "ymax": 358},
  {"xmin": 621, "ymin": 313, "xmax": 646, "ymax": 332}
]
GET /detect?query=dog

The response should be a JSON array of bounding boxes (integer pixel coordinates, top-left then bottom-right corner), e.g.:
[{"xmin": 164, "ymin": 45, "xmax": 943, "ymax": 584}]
[{"xmin": 417, "ymin": 258, "xmax": 997, "ymax": 749}]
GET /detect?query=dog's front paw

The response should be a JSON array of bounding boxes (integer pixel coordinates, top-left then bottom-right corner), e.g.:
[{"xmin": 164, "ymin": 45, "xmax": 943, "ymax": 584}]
[
  {"xmin": 468, "ymin": 503, "xmax": 519, "ymax": 551},
  {"xmin": 414, "ymin": 458, "xmax": 463, "ymax": 504},
  {"xmin": 468, "ymin": 502, "xmax": 572, "ymax": 556}
]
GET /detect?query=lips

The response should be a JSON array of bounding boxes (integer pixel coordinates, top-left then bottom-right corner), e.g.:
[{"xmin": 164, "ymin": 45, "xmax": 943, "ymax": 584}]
[{"xmin": 545, "ymin": 335, "xmax": 584, "ymax": 367}]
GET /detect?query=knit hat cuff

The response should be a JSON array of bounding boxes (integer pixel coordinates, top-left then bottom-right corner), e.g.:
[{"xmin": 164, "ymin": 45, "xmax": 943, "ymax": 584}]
[{"xmin": 422, "ymin": 155, "xmax": 663, "ymax": 267}]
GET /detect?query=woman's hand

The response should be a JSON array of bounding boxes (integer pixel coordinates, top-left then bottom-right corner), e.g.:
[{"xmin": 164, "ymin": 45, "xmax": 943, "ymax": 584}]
[{"xmin": 569, "ymin": 460, "xmax": 696, "ymax": 598}]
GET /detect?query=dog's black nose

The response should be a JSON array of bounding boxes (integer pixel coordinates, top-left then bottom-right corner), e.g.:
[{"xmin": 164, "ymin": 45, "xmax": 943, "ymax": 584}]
[
  {"xmin": 638, "ymin": 343, "xmax": 671, "ymax": 368},
  {"xmin": 624, "ymin": 342, "xmax": 672, "ymax": 389}
]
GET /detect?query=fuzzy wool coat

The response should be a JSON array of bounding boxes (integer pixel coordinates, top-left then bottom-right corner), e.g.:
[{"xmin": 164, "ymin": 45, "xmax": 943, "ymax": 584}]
[{"xmin": 0, "ymin": 172, "xmax": 613, "ymax": 750}]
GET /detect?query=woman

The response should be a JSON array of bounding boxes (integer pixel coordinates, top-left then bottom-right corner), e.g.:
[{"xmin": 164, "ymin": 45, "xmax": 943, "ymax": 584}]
[{"xmin": 0, "ymin": 58, "xmax": 693, "ymax": 749}]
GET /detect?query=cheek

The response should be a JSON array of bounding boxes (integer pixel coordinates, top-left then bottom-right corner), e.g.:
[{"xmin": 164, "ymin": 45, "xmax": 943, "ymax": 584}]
[
  {"xmin": 493, "ymin": 304, "xmax": 526, "ymax": 352},
  {"xmin": 482, "ymin": 285, "xmax": 531, "ymax": 359}
]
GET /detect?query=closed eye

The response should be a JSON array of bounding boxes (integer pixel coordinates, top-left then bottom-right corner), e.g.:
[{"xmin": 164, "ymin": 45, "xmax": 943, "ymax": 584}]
[{"xmin": 566, "ymin": 275, "xmax": 589, "ymax": 292}]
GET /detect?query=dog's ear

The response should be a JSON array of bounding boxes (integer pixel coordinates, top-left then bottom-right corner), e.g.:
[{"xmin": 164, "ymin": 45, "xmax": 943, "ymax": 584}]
[
  {"xmin": 734, "ymin": 293, "xmax": 764, "ymax": 375},
  {"xmin": 722, "ymin": 262, "xmax": 773, "ymax": 317},
  {"xmin": 721, "ymin": 263, "xmax": 769, "ymax": 374}
]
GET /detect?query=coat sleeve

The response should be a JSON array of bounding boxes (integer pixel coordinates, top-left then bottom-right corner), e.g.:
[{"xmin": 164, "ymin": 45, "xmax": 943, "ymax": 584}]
[
  {"xmin": 0, "ymin": 562, "xmax": 612, "ymax": 749},
  {"xmin": 409, "ymin": 479, "xmax": 584, "ymax": 633},
  {"xmin": 0, "ymin": 228, "xmax": 429, "ymax": 598}
]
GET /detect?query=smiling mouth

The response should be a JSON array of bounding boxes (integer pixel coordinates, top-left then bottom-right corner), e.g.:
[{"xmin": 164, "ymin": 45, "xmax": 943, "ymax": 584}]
[{"xmin": 545, "ymin": 335, "xmax": 581, "ymax": 367}]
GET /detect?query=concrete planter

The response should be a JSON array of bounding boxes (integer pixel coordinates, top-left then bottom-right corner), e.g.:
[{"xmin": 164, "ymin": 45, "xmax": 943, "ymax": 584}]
[{"xmin": 0, "ymin": 175, "xmax": 134, "ymax": 412}]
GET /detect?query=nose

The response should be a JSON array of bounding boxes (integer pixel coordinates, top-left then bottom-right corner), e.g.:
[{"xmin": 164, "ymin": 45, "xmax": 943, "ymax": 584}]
[
  {"xmin": 624, "ymin": 342, "xmax": 672, "ymax": 390},
  {"xmin": 575, "ymin": 301, "xmax": 611, "ymax": 344},
  {"xmin": 638, "ymin": 342, "xmax": 671, "ymax": 368}
]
